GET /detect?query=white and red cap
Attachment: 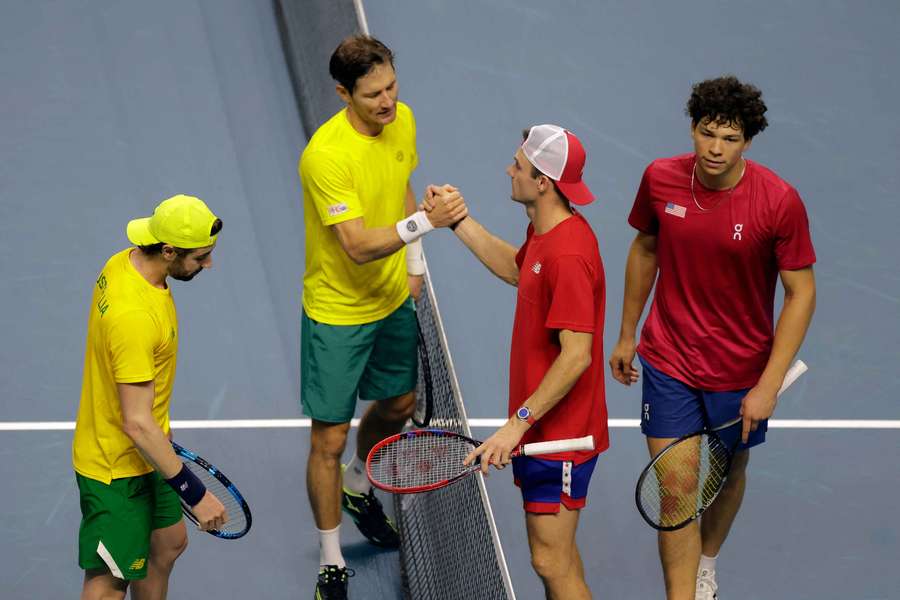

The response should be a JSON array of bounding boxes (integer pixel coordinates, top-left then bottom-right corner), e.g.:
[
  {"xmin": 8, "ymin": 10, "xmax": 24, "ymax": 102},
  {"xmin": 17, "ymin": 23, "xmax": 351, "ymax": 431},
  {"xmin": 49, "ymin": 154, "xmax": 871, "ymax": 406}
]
[{"xmin": 522, "ymin": 124, "xmax": 595, "ymax": 205}]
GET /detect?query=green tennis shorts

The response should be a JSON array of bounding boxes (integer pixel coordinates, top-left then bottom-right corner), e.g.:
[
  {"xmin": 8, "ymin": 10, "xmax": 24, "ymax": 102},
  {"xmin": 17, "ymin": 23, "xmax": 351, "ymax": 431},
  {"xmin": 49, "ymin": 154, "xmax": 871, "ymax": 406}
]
[
  {"xmin": 301, "ymin": 297, "xmax": 418, "ymax": 423},
  {"xmin": 76, "ymin": 471, "xmax": 183, "ymax": 580}
]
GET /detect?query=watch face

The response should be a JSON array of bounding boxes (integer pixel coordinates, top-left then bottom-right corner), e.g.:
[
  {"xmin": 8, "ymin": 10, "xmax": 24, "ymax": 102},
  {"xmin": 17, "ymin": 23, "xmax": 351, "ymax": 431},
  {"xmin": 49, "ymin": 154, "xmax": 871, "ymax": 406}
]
[{"xmin": 517, "ymin": 407, "xmax": 529, "ymax": 419}]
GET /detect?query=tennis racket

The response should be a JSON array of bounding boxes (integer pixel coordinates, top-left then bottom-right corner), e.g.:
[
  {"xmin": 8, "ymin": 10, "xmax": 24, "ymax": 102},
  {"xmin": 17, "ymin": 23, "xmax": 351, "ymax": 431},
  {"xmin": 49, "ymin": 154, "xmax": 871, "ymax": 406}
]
[
  {"xmin": 367, "ymin": 428, "xmax": 595, "ymax": 494},
  {"xmin": 635, "ymin": 359, "xmax": 808, "ymax": 531},
  {"xmin": 171, "ymin": 442, "xmax": 252, "ymax": 539},
  {"xmin": 411, "ymin": 313, "xmax": 434, "ymax": 428}
]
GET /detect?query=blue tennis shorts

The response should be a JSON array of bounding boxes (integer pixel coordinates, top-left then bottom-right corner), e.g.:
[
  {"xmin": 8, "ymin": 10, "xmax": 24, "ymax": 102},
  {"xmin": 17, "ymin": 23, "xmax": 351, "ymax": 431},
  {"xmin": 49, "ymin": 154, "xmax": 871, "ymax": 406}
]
[
  {"xmin": 512, "ymin": 455, "xmax": 598, "ymax": 514},
  {"xmin": 638, "ymin": 354, "xmax": 766, "ymax": 450}
]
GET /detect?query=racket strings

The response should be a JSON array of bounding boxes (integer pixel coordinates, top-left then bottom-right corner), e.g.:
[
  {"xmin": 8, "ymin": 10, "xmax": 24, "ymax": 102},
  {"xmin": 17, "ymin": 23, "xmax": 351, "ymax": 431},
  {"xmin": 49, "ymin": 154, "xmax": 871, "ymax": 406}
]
[
  {"xmin": 182, "ymin": 460, "xmax": 248, "ymax": 535},
  {"xmin": 639, "ymin": 434, "xmax": 730, "ymax": 527},
  {"xmin": 369, "ymin": 434, "xmax": 474, "ymax": 489}
]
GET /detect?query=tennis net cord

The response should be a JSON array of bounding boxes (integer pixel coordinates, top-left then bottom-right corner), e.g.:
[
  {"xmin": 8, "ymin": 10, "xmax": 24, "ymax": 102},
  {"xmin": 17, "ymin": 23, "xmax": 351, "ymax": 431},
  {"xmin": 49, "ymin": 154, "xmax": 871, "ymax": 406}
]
[{"xmin": 395, "ymin": 267, "xmax": 516, "ymax": 600}]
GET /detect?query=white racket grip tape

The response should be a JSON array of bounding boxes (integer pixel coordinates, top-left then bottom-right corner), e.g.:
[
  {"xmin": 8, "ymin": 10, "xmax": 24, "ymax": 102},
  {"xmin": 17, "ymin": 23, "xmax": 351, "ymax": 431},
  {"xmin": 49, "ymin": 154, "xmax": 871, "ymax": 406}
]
[
  {"xmin": 778, "ymin": 359, "xmax": 808, "ymax": 397},
  {"xmin": 522, "ymin": 435, "xmax": 595, "ymax": 456}
]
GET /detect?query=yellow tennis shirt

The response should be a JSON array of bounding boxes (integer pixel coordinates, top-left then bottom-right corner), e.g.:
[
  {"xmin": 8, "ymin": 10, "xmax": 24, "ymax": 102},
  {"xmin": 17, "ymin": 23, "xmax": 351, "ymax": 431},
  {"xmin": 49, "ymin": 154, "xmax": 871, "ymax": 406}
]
[
  {"xmin": 300, "ymin": 101, "xmax": 418, "ymax": 325},
  {"xmin": 72, "ymin": 249, "xmax": 178, "ymax": 484}
]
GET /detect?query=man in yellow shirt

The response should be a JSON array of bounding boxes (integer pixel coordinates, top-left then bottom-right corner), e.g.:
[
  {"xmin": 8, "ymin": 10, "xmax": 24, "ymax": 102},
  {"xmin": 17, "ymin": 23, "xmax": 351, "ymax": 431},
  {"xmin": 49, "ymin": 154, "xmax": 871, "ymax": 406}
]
[
  {"xmin": 299, "ymin": 35, "xmax": 466, "ymax": 599},
  {"xmin": 73, "ymin": 195, "xmax": 227, "ymax": 600}
]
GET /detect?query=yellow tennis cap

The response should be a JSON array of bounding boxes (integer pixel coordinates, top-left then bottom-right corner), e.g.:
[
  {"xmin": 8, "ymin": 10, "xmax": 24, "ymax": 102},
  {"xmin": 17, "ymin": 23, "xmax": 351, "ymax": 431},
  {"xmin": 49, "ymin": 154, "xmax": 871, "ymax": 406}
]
[{"xmin": 126, "ymin": 195, "xmax": 219, "ymax": 249}]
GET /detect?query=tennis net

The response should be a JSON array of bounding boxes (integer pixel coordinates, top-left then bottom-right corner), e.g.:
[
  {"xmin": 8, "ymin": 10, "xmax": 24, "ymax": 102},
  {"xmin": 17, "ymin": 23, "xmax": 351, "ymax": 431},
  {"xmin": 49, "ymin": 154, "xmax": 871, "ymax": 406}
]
[{"xmin": 394, "ymin": 270, "xmax": 516, "ymax": 599}]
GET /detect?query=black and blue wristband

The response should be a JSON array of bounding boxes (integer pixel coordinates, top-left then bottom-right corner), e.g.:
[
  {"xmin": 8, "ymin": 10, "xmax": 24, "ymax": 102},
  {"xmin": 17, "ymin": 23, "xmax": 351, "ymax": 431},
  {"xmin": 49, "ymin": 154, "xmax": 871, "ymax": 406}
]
[{"xmin": 165, "ymin": 464, "xmax": 206, "ymax": 507}]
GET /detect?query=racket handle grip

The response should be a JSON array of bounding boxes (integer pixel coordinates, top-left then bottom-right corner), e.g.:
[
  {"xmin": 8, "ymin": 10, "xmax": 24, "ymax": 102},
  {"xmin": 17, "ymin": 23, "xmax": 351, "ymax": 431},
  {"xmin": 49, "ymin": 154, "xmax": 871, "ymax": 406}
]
[
  {"xmin": 521, "ymin": 435, "xmax": 595, "ymax": 456},
  {"xmin": 778, "ymin": 359, "xmax": 808, "ymax": 397}
]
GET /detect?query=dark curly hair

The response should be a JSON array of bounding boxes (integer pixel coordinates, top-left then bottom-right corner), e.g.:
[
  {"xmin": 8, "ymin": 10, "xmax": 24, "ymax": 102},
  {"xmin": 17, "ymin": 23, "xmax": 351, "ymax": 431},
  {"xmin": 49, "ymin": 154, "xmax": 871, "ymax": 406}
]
[
  {"xmin": 329, "ymin": 35, "xmax": 394, "ymax": 94},
  {"xmin": 686, "ymin": 75, "xmax": 768, "ymax": 140}
]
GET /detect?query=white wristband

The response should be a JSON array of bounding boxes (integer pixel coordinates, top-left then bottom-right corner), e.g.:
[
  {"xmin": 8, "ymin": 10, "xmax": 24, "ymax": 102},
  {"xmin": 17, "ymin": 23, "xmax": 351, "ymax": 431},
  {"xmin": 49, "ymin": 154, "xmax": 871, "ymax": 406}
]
[
  {"xmin": 406, "ymin": 238, "xmax": 426, "ymax": 276},
  {"xmin": 396, "ymin": 211, "xmax": 434, "ymax": 244}
]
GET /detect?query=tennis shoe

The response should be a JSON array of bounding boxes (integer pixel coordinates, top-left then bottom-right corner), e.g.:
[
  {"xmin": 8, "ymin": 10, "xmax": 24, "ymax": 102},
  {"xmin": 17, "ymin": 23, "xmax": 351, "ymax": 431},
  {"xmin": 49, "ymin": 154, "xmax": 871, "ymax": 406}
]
[
  {"xmin": 695, "ymin": 568, "xmax": 718, "ymax": 600},
  {"xmin": 341, "ymin": 466, "xmax": 400, "ymax": 548},
  {"xmin": 315, "ymin": 565, "xmax": 354, "ymax": 600}
]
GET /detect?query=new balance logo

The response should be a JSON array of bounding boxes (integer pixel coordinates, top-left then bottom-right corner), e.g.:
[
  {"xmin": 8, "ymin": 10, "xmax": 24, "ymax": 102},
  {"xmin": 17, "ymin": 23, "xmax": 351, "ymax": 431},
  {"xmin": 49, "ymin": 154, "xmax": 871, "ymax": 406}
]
[
  {"xmin": 531, "ymin": 262, "xmax": 542, "ymax": 274},
  {"xmin": 129, "ymin": 558, "xmax": 146, "ymax": 571}
]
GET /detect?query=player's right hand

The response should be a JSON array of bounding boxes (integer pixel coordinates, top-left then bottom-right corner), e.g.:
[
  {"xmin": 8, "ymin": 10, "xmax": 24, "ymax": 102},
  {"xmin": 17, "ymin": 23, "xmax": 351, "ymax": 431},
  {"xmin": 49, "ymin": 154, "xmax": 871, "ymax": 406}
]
[
  {"xmin": 609, "ymin": 338, "xmax": 639, "ymax": 386},
  {"xmin": 192, "ymin": 490, "xmax": 228, "ymax": 531},
  {"xmin": 421, "ymin": 184, "xmax": 458, "ymax": 212},
  {"xmin": 424, "ymin": 185, "xmax": 467, "ymax": 228}
]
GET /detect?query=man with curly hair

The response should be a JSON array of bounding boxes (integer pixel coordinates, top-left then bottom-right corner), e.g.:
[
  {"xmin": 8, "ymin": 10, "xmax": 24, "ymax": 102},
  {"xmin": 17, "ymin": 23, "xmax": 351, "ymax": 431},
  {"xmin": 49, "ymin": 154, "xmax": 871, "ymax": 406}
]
[{"xmin": 609, "ymin": 75, "xmax": 816, "ymax": 600}]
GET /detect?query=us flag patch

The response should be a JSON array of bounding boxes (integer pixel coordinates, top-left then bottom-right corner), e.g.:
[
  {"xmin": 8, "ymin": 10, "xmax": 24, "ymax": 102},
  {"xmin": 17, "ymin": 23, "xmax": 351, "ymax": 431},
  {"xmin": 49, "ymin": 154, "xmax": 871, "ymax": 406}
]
[
  {"xmin": 664, "ymin": 202, "xmax": 686, "ymax": 218},
  {"xmin": 327, "ymin": 203, "xmax": 348, "ymax": 217}
]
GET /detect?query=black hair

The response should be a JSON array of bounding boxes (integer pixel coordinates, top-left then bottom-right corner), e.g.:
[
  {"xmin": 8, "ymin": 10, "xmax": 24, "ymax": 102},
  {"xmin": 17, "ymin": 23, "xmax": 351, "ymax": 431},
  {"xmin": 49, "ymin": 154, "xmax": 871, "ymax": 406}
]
[
  {"xmin": 686, "ymin": 75, "xmax": 768, "ymax": 140},
  {"xmin": 329, "ymin": 35, "xmax": 394, "ymax": 94}
]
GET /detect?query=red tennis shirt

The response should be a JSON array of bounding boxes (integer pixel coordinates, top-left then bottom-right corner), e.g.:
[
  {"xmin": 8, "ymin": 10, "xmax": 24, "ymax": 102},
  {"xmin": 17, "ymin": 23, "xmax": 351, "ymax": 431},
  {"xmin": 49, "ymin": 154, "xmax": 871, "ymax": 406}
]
[
  {"xmin": 509, "ymin": 212, "xmax": 608, "ymax": 463},
  {"xmin": 629, "ymin": 154, "xmax": 816, "ymax": 390}
]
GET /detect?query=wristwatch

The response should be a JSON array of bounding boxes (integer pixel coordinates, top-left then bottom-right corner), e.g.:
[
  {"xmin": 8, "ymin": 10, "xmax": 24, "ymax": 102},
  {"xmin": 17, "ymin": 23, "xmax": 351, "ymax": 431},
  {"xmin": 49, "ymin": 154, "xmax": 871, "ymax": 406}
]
[{"xmin": 515, "ymin": 406, "xmax": 536, "ymax": 426}]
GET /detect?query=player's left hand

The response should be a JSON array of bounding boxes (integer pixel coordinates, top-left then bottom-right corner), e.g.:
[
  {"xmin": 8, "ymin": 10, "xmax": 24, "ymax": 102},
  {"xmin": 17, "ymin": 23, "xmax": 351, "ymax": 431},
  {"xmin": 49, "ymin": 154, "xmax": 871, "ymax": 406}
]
[
  {"xmin": 463, "ymin": 420, "xmax": 526, "ymax": 475},
  {"xmin": 739, "ymin": 384, "xmax": 779, "ymax": 443},
  {"xmin": 408, "ymin": 274, "xmax": 424, "ymax": 300}
]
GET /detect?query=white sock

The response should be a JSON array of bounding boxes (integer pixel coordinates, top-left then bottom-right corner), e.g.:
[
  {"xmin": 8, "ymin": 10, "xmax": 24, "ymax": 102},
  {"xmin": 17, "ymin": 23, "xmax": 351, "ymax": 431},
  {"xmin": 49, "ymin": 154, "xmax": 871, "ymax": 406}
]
[
  {"xmin": 343, "ymin": 454, "xmax": 371, "ymax": 494},
  {"xmin": 318, "ymin": 525, "xmax": 345, "ymax": 568},
  {"xmin": 699, "ymin": 553, "xmax": 718, "ymax": 574}
]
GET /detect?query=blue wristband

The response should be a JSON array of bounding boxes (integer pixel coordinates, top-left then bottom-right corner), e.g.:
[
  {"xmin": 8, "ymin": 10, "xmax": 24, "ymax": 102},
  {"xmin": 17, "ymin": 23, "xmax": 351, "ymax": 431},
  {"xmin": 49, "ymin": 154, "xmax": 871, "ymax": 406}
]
[{"xmin": 165, "ymin": 464, "xmax": 206, "ymax": 507}]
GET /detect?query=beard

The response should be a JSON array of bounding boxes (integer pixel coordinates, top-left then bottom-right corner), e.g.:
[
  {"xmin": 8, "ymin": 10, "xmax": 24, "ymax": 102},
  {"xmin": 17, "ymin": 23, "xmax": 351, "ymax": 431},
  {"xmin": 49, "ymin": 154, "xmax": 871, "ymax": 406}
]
[
  {"xmin": 169, "ymin": 259, "xmax": 202, "ymax": 281},
  {"xmin": 170, "ymin": 270, "xmax": 200, "ymax": 282}
]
